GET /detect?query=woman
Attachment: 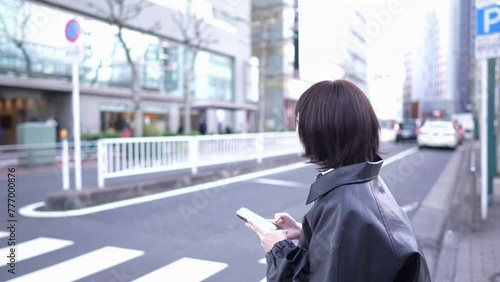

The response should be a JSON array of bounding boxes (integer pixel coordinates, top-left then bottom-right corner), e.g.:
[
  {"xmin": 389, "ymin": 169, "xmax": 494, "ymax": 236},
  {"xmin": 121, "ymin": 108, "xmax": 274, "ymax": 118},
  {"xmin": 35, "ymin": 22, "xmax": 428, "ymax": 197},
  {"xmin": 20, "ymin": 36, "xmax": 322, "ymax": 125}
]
[{"xmin": 245, "ymin": 80, "xmax": 430, "ymax": 282}]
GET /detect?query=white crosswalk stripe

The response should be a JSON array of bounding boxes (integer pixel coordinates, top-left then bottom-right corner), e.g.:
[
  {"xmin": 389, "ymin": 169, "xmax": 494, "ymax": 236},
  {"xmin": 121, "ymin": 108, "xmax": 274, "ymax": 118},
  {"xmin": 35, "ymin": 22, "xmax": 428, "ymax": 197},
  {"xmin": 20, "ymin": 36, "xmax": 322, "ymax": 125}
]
[
  {"xmin": 0, "ymin": 237, "xmax": 73, "ymax": 266},
  {"xmin": 6, "ymin": 246, "xmax": 144, "ymax": 282},
  {"xmin": 0, "ymin": 234, "xmax": 267, "ymax": 281},
  {"xmin": 132, "ymin": 257, "xmax": 227, "ymax": 282}
]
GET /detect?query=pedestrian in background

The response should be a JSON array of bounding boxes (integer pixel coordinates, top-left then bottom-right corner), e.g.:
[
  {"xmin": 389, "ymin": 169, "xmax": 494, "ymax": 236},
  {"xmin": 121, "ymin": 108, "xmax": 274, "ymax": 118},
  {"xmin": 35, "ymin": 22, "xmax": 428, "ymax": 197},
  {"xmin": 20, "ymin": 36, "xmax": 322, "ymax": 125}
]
[{"xmin": 245, "ymin": 80, "xmax": 431, "ymax": 282}]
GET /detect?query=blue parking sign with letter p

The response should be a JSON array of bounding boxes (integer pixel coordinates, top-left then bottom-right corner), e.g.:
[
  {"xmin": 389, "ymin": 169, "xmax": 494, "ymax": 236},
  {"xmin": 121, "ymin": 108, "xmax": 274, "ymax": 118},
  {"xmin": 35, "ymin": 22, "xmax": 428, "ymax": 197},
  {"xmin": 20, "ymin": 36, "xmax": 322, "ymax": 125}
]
[{"xmin": 477, "ymin": 5, "xmax": 500, "ymax": 35}]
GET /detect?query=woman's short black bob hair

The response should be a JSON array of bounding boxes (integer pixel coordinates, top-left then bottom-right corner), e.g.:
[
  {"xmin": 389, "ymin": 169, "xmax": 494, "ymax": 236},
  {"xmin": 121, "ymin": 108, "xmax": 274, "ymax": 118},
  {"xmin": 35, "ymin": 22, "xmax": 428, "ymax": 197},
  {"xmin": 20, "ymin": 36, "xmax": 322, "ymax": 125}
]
[{"xmin": 295, "ymin": 79, "xmax": 380, "ymax": 170}]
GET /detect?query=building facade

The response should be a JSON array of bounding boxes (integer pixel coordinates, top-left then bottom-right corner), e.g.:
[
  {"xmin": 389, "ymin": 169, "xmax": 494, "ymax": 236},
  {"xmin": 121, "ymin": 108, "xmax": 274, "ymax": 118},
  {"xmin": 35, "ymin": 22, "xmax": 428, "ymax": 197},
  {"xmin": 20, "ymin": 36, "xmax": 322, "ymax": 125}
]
[
  {"xmin": 405, "ymin": 0, "xmax": 462, "ymax": 121},
  {"xmin": 456, "ymin": 0, "xmax": 475, "ymax": 114},
  {"xmin": 402, "ymin": 51, "xmax": 413, "ymax": 119},
  {"xmin": 298, "ymin": 1, "xmax": 368, "ymax": 95},
  {"xmin": 251, "ymin": 0, "xmax": 305, "ymax": 131},
  {"xmin": 0, "ymin": 0, "xmax": 255, "ymax": 145}
]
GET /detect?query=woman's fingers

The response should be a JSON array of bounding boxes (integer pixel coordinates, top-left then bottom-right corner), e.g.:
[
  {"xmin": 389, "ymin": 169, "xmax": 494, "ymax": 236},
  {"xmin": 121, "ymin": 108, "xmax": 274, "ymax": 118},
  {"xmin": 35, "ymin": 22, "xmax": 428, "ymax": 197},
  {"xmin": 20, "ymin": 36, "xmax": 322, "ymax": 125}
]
[{"xmin": 248, "ymin": 220, "xmax": 268, "ymax": 236}]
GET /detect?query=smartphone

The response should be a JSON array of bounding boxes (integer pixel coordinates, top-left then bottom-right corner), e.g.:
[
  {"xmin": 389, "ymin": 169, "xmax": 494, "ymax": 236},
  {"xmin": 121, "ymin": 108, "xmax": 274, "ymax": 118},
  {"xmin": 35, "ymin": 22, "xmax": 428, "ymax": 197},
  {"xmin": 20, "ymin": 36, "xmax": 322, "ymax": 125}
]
[{"xmin": 236, "ymin": 207, "xmax": 283, "ymax": 231}]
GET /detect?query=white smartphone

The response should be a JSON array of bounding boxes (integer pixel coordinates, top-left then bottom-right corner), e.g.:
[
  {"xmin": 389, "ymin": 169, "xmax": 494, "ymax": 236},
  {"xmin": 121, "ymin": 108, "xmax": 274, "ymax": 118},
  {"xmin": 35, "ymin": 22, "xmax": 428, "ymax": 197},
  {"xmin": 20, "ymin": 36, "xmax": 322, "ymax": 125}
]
[{"xmin": 236, "ymin": 207, "xmax": 283, "ymax": 231}]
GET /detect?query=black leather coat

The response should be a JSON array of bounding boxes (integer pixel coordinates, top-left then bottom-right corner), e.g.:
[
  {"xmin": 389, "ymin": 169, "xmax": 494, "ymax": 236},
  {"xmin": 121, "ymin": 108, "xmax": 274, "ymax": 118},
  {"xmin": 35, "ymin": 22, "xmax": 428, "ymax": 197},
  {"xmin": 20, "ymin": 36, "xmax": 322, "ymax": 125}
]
[{"xmin": 265, "ymin": 157, "xmax": 431, "ymax": 282}]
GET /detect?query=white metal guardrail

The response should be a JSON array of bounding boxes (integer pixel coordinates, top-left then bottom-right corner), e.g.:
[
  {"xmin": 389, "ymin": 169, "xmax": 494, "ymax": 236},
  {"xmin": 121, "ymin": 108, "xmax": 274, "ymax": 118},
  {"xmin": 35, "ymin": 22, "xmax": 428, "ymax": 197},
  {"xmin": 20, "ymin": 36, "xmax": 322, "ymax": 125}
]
[
  {"xmin": 97, "ymin": 132, "xmax": 302, "ymax": 188},
  {"xmin": 0, "ymin": 141, "xmax": 98, "ymax": 168}
]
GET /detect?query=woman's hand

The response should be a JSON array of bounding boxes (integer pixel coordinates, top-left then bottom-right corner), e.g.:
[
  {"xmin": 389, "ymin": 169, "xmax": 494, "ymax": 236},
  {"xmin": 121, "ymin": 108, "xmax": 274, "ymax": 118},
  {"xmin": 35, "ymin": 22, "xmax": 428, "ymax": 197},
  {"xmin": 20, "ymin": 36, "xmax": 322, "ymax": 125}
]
[
  {"xmin": 273, "ymin": 213, "xmax": 302, "ymax": 241},
  {"xmin": 245, "ymin": 220, "xmax": 288, "ymax": 252}
]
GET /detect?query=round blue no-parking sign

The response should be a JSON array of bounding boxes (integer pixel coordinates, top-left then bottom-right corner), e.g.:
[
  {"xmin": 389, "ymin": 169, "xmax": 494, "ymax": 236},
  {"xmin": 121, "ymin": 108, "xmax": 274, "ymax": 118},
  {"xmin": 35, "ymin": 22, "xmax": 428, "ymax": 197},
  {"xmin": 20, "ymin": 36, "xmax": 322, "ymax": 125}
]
[{"xmin": 65, "ymin": 19, "xmax": 80, "ymax": 43}]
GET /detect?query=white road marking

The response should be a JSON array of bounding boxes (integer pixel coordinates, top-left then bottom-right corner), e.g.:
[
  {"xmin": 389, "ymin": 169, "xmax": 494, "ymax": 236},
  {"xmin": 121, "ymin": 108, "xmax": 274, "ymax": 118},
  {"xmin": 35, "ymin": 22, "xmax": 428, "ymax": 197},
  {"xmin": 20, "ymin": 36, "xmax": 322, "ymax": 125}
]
[
  {"xmin": 381, "ymin": 147, "xmax": 419, "ymax": 167},
  {"xmin": 401, "ymin": 201, "xmax": 420, "ymax": 214},
  {"xmin": 132, "ymin": 257, "xmax": 227, "ymax": 282},
  {"xmin": 0, "ymin": 237, "xmax": 73, "ymax": 266},
  {"xmin": 20, "ymin": 147, "xmax": 420, "ymax": 218},
  {"xmin": 6, "ymin": 246, "xmax": 144, "ymax": 282},
  {"xmin": 0, "ymin": 231, "xmax": 9, "ymax": 239},
  {"xmin": 259, "ymin": 278, "xmax": 267, "ymax": 282},
  {"xmin": 20, "ymin": 162, "xmax": 310, "ymax": 218},
  {"xmin": 251, "ymin": 178, "xmax": 308, "ymax": 188}
]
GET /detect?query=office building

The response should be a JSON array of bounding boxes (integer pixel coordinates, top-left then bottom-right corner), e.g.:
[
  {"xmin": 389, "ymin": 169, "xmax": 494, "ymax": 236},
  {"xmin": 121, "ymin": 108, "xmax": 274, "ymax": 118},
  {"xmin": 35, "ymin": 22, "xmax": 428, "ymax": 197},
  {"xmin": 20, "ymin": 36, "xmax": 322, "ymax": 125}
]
[
  {"xmin": 251, "ymin": 0, "xmax": 306, "ymax": 131},
  {"xmin": 0, "ymin": 0, "xmax": 255, "ymax": 144}
]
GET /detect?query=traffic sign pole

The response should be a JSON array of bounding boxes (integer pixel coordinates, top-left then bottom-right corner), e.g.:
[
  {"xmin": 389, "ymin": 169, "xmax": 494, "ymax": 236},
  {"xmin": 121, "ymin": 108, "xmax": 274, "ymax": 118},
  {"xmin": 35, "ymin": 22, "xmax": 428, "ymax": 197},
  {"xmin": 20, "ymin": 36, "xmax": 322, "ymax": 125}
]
[
  {"xmin": 476, "ymin": 1, "xmax": 499, "ymax": 220},
  {"xmin": 65, "ymin": 19, "xmax": 83, "ymax": 190}
]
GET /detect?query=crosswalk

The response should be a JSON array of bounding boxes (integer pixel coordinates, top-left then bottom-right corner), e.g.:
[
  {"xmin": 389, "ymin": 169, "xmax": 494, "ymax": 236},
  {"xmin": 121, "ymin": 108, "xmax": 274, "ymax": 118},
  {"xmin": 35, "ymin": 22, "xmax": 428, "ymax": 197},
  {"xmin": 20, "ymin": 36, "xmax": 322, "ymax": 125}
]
[{"xmin": 0, "ymin": 233, "xmax": 268, "ymax": 282}]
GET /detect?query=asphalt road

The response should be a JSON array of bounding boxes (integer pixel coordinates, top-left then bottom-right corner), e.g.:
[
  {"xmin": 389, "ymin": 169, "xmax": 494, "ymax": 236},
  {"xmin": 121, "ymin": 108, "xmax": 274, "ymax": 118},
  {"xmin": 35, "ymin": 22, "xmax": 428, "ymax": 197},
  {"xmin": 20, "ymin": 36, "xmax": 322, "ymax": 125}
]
[{"xmin": 0, "ymin": 142, "xmax": 455, "ymax": 282}]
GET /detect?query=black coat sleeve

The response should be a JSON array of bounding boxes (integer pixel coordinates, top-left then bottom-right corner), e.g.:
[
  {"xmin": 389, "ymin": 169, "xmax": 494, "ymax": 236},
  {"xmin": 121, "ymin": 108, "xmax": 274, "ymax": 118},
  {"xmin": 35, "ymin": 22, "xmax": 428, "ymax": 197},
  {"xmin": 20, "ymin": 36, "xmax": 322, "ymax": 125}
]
[
  {"xmin": 393, "ymin": 253, "xmax": 431, "ymax": 282},
  {"xmin": 265, "ymin": 240, "xmax": 310, "ymax": 282}
]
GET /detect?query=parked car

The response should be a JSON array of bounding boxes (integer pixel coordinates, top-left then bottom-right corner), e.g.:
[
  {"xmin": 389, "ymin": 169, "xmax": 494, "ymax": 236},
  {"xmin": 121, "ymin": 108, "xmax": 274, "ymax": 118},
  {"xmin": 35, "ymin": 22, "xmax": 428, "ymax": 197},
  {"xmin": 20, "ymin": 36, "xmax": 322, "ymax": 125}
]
[
  {"xmin": 394, "ymin": 120, "xmax": 419, "ymax": 142},
  {"xmin": 417, "ymin": 120, "xmax": 460, "ymax": 149}
]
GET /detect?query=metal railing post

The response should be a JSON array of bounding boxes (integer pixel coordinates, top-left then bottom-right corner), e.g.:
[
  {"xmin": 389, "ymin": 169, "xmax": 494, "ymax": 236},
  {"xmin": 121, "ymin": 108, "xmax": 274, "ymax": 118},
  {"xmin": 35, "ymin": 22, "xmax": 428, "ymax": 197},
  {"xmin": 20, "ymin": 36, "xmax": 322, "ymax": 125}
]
[
  {"xmin": 256, "ymin": 133, "xmax": 264, "ymax": 164},
  {"xmin": 61, "ymin": 131, "xmax": 70, "ymax": 191},
  {"xmin": 97, "ymin": 140, "xmax": 106, "ymax": 188},
  {"xmin": 189, "ymin": 137, "xmax": 199, "ymax": 175}
]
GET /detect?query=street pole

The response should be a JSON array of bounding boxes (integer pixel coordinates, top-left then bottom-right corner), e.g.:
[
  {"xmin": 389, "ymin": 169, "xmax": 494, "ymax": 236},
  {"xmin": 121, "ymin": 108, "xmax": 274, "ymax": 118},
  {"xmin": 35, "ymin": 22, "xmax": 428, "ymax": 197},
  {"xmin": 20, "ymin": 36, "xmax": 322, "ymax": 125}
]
[
  {"xmin": 72, "ymin": 61, "xmax": 82, "ymax": 190},
  {"xmin": 487, "ymin": 58, "xmax": 496, "ymax": 197},
  {"xmin": 481, "ymin": 59, "xmax": 488, "ymax": 220},
  {"xmin": 480, "ymin": 58, "xmax": 496, "ymax": 220}
]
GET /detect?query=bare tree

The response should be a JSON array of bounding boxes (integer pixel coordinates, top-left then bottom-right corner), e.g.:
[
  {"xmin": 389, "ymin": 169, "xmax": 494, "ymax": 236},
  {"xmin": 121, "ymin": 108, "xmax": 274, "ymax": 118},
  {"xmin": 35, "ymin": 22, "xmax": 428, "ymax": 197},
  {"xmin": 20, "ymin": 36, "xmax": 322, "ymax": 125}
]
[
  {"xmin": 0, "ymin": 0, "xmax": 32, "ymax": 77},
  {"xmin": 172, "ymin": 11, "xmax": 217, "ymax": 134},
  {"xmin": 87, "ymin": 0, "xmax": 156, "ymax": 137}
]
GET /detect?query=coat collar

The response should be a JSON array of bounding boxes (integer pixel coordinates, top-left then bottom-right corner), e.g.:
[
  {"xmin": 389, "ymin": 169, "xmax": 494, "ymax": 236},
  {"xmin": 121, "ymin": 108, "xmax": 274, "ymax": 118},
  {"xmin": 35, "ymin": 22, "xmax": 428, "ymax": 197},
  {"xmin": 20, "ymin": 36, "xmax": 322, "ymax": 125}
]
[{"xmin": 306, "ymin": 155, "xmax": 384, "ymax": 205}]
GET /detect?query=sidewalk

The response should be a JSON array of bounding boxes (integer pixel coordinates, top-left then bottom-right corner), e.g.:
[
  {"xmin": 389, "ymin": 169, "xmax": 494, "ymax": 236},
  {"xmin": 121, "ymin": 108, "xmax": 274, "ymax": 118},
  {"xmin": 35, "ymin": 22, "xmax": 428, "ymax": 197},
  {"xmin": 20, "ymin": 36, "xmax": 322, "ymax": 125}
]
[{"xmin": 455, "ymin": 179, "xmax": 500, "ymax": 282}]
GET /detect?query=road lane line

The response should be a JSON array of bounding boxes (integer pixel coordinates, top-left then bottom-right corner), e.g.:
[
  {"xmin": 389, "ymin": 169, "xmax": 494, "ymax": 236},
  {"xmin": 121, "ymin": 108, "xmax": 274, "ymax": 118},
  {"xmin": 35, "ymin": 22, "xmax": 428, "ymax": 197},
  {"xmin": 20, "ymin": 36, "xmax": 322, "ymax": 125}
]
[
  {"xmin": 20, "ymin": 162, "xmax": 310, "ymax": 218},
  {"xmin": 20, "ymin": 147, "xmax": 419, "ymax": 218},
  {"xmin": 6, "ymin": 246, "xmax": 143, "ymax": 282},
  {"xmin": 250, "ymin": 178, "xmax": 308, "ymax": 188},
  {"xmin": 381, "ymin": 147, "xmax": 419, "ymax": 167},
  {"xmin": 132, "ymin": 257, "xmax": 227, "ymax": 282},
  {"xmin": 0, "ymin": 237, "xmax": 73, "ymax": 266},
  {"xmin": 0, "ymin": 231, "xmax": 8, "ymax": 239},
  {"xmin": 259, "ymin": 258, "xmax": 266, "ymax": 264}
]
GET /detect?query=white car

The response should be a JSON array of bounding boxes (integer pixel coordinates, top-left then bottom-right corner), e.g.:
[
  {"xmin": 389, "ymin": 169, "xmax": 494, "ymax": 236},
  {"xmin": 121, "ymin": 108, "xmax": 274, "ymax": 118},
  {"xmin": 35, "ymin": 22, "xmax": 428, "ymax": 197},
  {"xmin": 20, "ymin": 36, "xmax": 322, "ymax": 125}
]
[{"xmin": 417, "ymin": 120, "xmax": 460, "ymax": 149}]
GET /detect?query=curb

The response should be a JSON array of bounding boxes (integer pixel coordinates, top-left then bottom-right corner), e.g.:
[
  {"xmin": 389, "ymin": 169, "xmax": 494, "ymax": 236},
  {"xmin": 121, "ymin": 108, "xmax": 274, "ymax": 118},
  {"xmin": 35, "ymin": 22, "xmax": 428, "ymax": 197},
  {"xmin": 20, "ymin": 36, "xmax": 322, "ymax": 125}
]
[{"xmin": 411, "ymin": 143, "xmax": 468, "ymax": 278}]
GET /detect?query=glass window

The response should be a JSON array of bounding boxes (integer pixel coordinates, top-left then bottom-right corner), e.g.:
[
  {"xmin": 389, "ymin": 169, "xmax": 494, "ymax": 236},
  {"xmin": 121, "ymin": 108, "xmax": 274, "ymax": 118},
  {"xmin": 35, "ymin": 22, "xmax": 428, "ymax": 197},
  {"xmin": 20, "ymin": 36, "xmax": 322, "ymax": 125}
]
[{"xmin": 194, "ymin": 51, "xmax": 234, "ymax": 102}]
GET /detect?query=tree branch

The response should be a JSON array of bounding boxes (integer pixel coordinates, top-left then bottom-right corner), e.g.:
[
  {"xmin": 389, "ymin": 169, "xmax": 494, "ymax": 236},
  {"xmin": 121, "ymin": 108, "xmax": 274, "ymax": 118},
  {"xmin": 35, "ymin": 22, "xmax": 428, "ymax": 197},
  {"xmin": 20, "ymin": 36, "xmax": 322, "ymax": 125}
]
[
  {"xmin": 86, "ymin": 1, "xmax": 112, "ymax": 20},
  {"xmin": 123, "ymin": 1, "xmax": 153, "ymax": 22}
]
